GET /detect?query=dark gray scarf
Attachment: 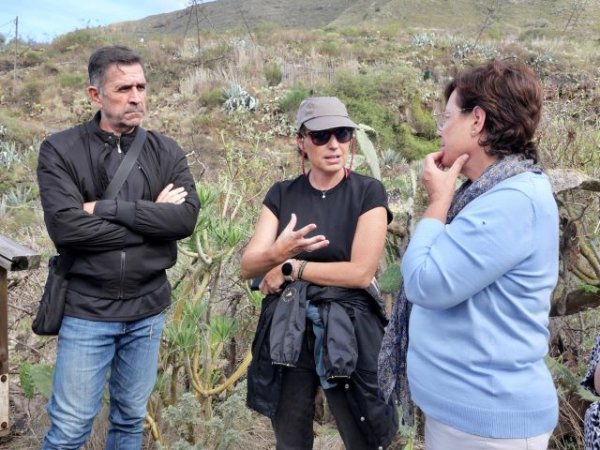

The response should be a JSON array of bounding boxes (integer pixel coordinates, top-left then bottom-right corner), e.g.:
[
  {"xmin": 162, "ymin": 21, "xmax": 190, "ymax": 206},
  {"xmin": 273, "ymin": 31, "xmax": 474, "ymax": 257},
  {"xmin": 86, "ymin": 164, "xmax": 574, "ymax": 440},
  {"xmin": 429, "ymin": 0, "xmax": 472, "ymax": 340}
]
[{"xmin": 377, "ymin": 154, "xmax": 541, "ymax": 425}]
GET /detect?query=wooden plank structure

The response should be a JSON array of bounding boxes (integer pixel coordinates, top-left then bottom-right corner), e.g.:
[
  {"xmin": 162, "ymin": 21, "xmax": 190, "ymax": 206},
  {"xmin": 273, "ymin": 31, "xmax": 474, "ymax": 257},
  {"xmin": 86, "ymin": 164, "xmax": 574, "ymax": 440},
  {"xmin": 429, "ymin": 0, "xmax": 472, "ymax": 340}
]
[{"xmin": 0, "ymin": 235, "xmax": 40, "ymax": 437}]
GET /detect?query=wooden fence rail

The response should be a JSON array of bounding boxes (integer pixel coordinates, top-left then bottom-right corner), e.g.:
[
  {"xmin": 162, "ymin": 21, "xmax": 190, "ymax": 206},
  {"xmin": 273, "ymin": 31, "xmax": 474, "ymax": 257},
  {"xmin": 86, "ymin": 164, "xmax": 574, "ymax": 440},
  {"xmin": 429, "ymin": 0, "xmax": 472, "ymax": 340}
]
[{"xmin": 0, "ymin": 235, "xmax": 40, "ymax": 437}]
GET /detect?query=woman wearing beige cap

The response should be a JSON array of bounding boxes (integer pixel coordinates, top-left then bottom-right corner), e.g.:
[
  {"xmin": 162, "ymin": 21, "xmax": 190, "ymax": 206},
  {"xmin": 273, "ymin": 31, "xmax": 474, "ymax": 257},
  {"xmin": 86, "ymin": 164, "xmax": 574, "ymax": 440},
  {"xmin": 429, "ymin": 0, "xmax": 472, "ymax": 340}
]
[{"xmin": 241, "ymin": 96, "xmax": 398, "ymax": 449}]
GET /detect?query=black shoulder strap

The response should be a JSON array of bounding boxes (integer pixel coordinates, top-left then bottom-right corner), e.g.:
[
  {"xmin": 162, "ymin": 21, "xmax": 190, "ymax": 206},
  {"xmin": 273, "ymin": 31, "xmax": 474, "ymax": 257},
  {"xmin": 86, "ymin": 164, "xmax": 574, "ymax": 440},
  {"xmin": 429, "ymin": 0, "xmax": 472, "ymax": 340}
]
[{"xmin": 102, "ymin": 127, "xmax": 147, "ymax": 200}]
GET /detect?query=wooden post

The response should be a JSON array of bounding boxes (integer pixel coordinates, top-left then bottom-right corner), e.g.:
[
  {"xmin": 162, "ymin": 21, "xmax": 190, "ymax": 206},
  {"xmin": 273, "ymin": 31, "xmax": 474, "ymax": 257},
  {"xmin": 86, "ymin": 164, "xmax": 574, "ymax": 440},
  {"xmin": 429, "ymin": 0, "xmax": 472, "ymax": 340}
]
[
  {"xmin": 0, "ymin": 269, "xmax": 7, "ymax": 435},
  {"xmin": 0, "ymin": 235, "xmax": 40, "ymax": 437}
]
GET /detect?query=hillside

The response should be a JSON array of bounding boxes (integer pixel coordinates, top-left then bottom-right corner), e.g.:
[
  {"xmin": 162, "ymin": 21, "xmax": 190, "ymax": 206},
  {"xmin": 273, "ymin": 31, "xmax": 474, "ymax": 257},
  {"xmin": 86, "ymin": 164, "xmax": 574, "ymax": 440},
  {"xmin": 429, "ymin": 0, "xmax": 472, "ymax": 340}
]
[
  {"xmin": 334, "ymin": 0, "xmax": 600, "ymax": 36},
  {"xmin": 111, "ymin": 0, "xmax": 361, "ymax": 37},
  {"xmin": 111, "ymin": 0, "xmax": 600, "ymax": 40}
]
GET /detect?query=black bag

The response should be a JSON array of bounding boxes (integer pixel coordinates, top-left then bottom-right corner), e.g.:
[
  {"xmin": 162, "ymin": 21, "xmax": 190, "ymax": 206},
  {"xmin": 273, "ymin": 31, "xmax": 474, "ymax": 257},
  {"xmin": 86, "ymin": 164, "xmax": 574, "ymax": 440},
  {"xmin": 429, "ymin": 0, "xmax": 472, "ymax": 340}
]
[
  {"xmin": 32, "ymin": 255, "xmax": 72, "ymax": 335},
  {"xmin": 31, "ymin": 127, "xmax": 148, "ymax": 336}
]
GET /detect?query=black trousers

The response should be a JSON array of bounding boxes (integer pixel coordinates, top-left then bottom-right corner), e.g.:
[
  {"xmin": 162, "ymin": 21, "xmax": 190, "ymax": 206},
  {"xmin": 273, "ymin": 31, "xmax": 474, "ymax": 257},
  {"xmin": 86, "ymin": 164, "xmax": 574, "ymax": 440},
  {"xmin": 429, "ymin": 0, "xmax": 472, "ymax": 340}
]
[{"xmin": 271, "ymin": 332, "xmax": 371, "ymax": 450}]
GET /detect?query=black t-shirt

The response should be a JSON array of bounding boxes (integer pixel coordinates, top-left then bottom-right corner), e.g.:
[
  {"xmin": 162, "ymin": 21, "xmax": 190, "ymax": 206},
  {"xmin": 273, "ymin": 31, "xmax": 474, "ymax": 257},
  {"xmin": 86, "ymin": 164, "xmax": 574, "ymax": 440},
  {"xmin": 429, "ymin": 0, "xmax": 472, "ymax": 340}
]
[{"xmin": 263, "ymin": 172, "xmax": 392, "ymax": 263}]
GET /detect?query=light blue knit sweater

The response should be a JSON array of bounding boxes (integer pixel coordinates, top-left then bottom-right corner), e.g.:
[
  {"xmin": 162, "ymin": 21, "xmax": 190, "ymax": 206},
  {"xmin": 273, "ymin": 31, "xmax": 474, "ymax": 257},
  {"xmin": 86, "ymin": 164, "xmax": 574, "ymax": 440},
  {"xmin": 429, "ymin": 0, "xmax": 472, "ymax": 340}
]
[{"xmin": 402, "ymin": 172, "xmax": 559, "ymax": 438}]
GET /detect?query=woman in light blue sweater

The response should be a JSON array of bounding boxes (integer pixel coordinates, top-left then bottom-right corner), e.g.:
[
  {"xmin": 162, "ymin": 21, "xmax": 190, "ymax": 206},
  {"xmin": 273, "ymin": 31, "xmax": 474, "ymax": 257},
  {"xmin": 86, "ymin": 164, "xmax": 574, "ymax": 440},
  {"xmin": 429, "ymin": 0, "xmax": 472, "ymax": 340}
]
[{"xmin": 386, "ymin": 60, "xmax": 559, "ymax": 449}]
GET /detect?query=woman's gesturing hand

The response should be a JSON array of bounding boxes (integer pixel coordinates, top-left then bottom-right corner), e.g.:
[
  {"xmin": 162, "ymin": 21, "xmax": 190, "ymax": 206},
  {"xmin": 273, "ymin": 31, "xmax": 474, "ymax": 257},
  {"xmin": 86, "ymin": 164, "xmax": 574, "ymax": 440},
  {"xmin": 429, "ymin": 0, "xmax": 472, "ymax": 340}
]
[{"xmin": 275, "ymin": 213, "xmax": 329, "ymax": 258}]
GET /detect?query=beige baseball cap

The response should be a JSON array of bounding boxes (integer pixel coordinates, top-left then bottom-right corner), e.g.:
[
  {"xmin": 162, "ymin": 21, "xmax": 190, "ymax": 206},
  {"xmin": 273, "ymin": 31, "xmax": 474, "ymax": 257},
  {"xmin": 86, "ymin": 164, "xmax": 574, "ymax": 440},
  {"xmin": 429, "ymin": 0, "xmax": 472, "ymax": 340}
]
[{"xmin": 296, "ymin": 96, "xmax": 358, "ymax": 131}]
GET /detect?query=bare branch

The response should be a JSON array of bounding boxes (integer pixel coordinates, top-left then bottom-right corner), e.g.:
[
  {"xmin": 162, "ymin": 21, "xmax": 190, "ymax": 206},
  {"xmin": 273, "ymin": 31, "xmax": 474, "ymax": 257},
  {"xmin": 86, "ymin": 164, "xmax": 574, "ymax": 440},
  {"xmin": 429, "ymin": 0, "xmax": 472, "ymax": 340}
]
[{"xmin": 551, "ymin": 288, "xmax": 600, "ymax": 317}]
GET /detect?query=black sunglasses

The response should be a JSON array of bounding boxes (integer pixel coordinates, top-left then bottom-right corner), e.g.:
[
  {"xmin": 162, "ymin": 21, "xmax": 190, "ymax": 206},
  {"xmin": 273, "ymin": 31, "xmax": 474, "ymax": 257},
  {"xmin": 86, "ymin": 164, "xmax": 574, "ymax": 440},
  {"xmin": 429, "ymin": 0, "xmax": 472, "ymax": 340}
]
[{"xmin": 304, "ymin": 127, "xmax": 354, "ymax": 146}]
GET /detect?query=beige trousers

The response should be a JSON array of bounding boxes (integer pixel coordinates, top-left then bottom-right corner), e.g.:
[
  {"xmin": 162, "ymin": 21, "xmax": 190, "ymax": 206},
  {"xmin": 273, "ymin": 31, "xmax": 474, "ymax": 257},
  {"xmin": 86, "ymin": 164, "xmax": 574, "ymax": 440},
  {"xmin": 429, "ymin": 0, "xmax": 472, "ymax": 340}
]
[{"xmin": 425, "ymin": 415, "xmax": 552, "ymax": 450}]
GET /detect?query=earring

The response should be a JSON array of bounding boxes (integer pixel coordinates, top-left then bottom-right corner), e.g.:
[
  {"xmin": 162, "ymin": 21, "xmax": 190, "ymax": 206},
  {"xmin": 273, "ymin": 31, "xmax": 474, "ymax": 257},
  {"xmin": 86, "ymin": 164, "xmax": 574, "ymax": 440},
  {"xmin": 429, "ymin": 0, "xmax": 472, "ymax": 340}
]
[{"xmin": 345, "ymin": 139, "xmax": 355, "ymax": 178}]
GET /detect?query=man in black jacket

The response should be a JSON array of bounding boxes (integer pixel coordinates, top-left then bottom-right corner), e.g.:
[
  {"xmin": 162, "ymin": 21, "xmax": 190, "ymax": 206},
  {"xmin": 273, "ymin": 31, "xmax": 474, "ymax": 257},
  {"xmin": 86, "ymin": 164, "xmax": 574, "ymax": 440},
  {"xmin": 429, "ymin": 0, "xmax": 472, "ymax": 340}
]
[{"xmin": 37, "ymin": 45, "xmax": 200, "ymax": 449}]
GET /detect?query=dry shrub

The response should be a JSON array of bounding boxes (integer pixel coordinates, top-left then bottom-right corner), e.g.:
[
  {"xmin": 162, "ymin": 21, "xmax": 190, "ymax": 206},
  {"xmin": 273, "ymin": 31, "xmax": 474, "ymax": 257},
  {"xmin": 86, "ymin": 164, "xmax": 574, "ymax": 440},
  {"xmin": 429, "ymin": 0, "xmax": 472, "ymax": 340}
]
[{"xmin": 179, "ymin": 67, "xmax": 221, "ymax": 97}]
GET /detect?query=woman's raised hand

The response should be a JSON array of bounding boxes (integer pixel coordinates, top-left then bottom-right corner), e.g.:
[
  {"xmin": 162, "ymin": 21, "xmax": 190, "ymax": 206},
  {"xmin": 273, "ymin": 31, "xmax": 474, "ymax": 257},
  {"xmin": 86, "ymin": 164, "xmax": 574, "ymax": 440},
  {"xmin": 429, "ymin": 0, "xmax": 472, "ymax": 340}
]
[
  {"xmin": 421, "ymin": 151, "xmax": 469, "ymax": 221},
  {"xmin": 275, "ymin": 213, "xmax": 329, "ymax": 258},
  {"xmin": 422, "ymin": 152, "xmax": 468, "ymax": 203}
]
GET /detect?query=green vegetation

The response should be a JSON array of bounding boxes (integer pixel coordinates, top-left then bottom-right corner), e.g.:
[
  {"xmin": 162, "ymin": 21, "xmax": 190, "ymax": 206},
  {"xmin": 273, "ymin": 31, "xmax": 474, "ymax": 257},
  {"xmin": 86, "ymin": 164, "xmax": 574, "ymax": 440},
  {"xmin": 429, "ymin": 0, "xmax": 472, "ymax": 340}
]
[
  {"xmin": 198, "ymin": 86, "xmax": 224, "ymax": 108},
  {"xmin": 263, "ymin": 61, "xmax": 283, "ymax": 87},
  {"xmin": 278, "ymin": 86, "xmax": 309, "ymax": 114},
  {"xmin": 58, "ymin": 72, "xmax": 86, "ymax": 89},
  {"xmin": 50, "ymin": 29, "xmax": 104, "ymax": 54}
]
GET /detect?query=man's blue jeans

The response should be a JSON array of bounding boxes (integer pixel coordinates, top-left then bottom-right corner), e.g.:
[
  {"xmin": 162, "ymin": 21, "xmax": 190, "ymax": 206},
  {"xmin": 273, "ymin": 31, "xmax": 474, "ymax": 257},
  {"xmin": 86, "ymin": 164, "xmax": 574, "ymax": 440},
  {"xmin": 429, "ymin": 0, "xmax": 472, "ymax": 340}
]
[{"xmin": 41, "ymin": 312, "xmax": 166, "ymax": 450}]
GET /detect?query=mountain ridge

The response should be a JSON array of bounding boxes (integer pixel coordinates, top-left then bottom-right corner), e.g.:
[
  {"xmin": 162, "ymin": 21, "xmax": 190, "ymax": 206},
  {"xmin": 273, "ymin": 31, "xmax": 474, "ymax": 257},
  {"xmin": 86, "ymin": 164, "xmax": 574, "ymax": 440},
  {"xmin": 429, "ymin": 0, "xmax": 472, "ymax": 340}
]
[{"xmin": 108, "ymin": 0, "xmax": 599, "ymax": 40}]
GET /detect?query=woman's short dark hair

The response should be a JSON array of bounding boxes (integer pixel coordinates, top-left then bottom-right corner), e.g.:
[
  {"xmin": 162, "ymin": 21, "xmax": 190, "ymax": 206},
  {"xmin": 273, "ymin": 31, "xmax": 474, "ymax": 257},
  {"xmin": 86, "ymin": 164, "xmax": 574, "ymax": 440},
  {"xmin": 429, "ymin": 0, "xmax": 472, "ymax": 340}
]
[
  {"xmin": 88, "ymin": 45, "xmax": 143, "ymax": 90},
  {"xmin": 297, "ymin": 125, "xmax": 308, "ymax": 159},
  {"xmin": 444, "ymin": 60, "xmax": 542, "ymax": 163}
]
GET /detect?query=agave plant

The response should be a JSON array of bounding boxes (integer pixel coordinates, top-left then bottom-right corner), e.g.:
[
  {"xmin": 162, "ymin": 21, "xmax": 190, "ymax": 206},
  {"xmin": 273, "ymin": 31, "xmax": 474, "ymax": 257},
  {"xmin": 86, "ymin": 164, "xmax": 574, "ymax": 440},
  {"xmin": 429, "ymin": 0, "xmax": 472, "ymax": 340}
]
[{"xmin": 223, "ymin": 82, "xmax": 258, "ymax": 113}]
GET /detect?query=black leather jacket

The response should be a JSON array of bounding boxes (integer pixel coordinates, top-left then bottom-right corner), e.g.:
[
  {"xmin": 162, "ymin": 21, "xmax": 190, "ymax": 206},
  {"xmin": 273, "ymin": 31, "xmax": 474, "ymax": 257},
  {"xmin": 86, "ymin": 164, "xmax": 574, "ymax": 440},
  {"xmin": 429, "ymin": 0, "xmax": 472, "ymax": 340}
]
[
  {"xmin": 247, "ymin": 281, "xmax": 398, "ymax": 449},
  {"xmin": 37, "ymin": 112, "xmax": 200, "ymax": 299}
]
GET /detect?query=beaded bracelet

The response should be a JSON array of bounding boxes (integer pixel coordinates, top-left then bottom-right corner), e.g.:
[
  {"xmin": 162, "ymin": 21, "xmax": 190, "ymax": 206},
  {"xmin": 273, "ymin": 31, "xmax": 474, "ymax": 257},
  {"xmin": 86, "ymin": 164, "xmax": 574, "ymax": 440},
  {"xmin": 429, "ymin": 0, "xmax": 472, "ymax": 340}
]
[{"xmin": 297, "ymin": 260, "xmax": 308, "ymax": 280}]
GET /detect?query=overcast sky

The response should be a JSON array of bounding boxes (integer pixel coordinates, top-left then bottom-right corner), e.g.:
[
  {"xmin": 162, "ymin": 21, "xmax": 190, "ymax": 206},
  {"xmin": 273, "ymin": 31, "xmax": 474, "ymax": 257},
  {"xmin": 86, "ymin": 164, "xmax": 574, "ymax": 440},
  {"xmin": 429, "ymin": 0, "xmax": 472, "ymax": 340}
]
[{"xmin": 0, "ymin": 0, "xmax": 192, "ymax": 43}]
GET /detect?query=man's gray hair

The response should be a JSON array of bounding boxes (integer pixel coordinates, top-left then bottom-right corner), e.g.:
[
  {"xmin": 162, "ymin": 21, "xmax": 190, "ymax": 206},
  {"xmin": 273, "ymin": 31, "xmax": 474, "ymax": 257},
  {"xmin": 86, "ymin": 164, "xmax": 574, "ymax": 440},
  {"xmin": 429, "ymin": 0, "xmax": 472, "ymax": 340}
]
[{"xmin": 88, "ymin": 45, "xmax": 143, "ymax": 89}]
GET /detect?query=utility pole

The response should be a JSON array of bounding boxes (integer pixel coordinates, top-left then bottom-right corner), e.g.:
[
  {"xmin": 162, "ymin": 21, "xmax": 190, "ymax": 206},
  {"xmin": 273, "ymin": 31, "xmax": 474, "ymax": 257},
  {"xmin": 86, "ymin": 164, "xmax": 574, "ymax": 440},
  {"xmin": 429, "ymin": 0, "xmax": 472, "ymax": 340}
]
[{"xmin": 13, "ymin": 16, "xmax": 18, "ymax": 90}]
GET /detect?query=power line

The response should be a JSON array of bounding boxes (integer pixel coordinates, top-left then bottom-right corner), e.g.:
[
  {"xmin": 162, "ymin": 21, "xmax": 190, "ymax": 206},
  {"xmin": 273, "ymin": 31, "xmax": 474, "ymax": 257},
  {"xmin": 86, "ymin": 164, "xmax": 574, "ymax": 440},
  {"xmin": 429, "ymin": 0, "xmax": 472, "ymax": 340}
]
[{"xmin": 0, "ymin": 19, "xmax": 15, "ymax": 29}]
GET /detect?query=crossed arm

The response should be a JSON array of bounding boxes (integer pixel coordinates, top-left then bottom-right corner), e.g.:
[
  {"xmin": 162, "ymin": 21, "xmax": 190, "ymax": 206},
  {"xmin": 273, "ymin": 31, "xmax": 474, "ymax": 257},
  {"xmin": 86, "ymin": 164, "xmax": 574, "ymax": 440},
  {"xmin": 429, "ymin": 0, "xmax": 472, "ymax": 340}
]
[
  {"xmin": 37, "ymin": 141, "xmax": 199, "ymax": 252},
  {"xmin": 83, "ymin": 182, "xmax": 187, "ymax": 213}
]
